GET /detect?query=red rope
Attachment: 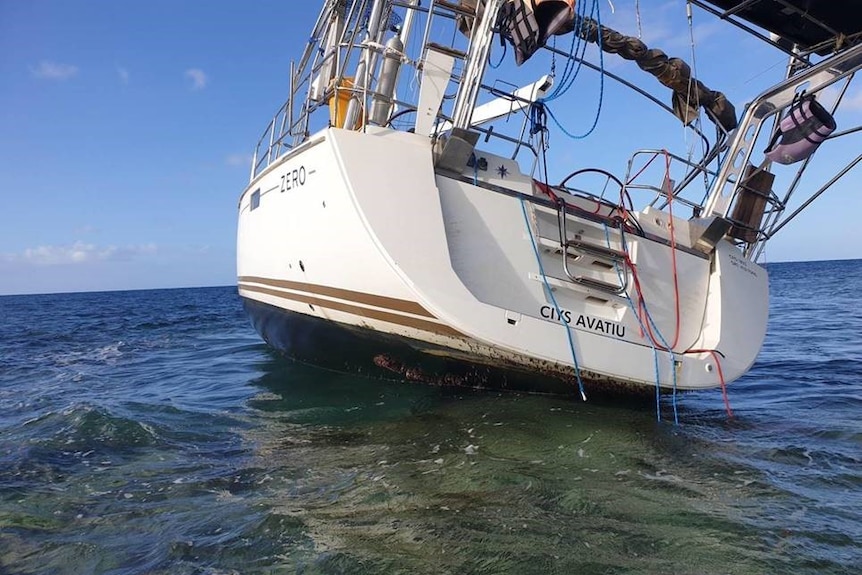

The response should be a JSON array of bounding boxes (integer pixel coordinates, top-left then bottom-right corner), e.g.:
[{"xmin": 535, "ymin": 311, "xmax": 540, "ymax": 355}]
[
  {"xmin": 533, "ymin": 179, "xmax": 560, "ymax": 202},
  {"xmin": 711, "ymin": 350, "xmax": 734, "ymax": 418},
  {"xmin": 623, "ymin": 248, "xmax": 675, "ymax": 354},
  {"xmin": 618, "ymin": 151, "xmax": 681, "ymax": 350},
  {"xmin": 549, "ymin": 156, "xmax": 728, "ymax": 414},
  {"xmin": 625, "ymin": 153, "xmax": 660, "ymax": 189},
  {"xmin": 686, "ymin": 349, "xmax": 734, "ymax": 418},
  {"xmin": 629, "ymin": 249, "xmax": 734, "ymax": 417},
  {"xmin": 663, "ymin": 151, "xmax": 681, "ymax": 350}
]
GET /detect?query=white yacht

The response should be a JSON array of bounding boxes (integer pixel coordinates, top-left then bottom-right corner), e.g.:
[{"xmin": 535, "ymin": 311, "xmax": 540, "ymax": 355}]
[{"xmin": 237, "ymin": 0, "xmax": 862, "ymax": 400}]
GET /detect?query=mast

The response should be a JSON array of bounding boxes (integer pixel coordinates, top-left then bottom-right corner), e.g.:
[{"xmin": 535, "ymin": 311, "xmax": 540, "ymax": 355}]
[
  {"xmin": 451, "ymin": 0, "xmax": 506, "ymax": 130},
  {"xmin": 344, "ymin": 0, "xmax": 389, "ymax": 130}
]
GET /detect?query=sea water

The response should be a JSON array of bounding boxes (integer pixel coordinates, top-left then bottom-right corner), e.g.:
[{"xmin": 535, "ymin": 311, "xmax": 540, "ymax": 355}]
[{"xmin": 1, "ymin": 260, "xmax": 860, "ymax": 574}]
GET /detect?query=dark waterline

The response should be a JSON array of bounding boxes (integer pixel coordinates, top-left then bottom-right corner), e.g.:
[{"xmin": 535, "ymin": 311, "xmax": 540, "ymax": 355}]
[{"xmin": 1, "ymin": 260, "xmax": 860, "ymax": 574}]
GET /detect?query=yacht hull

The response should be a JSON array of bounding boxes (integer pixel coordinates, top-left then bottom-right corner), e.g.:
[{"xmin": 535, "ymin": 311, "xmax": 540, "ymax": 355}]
[
  {"xmin": 242, "ymin": 296, "xmax": 588, "ymax": 396},
  {"xmin": 237, "ymin": 127, "xmax": 769, "ymax": 396}
]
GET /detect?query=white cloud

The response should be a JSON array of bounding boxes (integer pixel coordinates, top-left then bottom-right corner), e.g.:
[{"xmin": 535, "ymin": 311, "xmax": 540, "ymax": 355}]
[
  {"xmin": 576, "ymin": 1, "xmax": 688, "ymax": 72},
  {"xmin": 816, "ymin": 86, "xmax": 862, "ymax": 112},
  {"xmin": 185, "ymin": 68, "xmax": 208, "ymax": 90},
  {"xmin": 31, "ymin": 60, "xmax": 79, "ymax": 80},
  {"xmin": 117, "ymin": 66, "xmax": 130, "ymax": 85},
  {"xmin": 226, "ymin": 153, "xmax": 252, "ymax": 167},
  {"xmin": 842, "ymin": 91, "xmax": 862, "ymax": 111},
  {"xmin": 687, "ymin": 20, "xmax": 724, "ymax": 47},
  {"xmin": 602, "ymin": 1, "xmax": 677, "ymax": 45},
  {"xmin": 2, "ymin": 241, "xmax": 157, "ymax": 265},
  {"xmin": 185, "ymin": 244, "xmax": 212, "ymax": 255}
]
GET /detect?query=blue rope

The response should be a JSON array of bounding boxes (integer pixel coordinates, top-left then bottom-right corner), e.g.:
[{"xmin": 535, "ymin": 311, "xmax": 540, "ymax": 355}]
[
  {"xmin": 471, "ymin": 153, "xmax": 479, "ymax": 185},
  {"xmin": 605, "ymin": 225, "xmax": 679, "ymax": 424},
  {"xmin": 536, "ymin": 0, "xmax": 606, "ymax": 140},
  {"xmin": 529, "ymin": 102, "xmax": 547, "ymax": 136},
  {"xmin": 642, "ymin": 306, "xmax": 679, "ymax": 425},
  {"xmin": 544, "ymin": 0, "xmax": 590, "ymax": 102},
  {"xmin": 603, "ymin": 225, "xmax": 663, "ymax": 421},
  {"xmin": 626, "ymin": 234, "xmax": 679, "ymax": 425},
  {"xmin": 520, "ymin": 199, "xmax": 587, "ymax": 401},
  {"xmin": 642, "ymin": 303, "xmax": 680, "ymax": 425},
  {"xmin": 544, "ymin": 24, "xmax": 581, "ymax": 100},
  {"xmin": 488, "ymin": 37, "xmax": 506, "ymax": 69}
]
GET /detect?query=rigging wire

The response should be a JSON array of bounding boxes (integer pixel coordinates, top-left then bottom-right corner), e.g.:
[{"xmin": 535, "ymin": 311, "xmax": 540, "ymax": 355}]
[{"xmin": 684, "ymin": 0, "xmax": 711, "ymax": 196}]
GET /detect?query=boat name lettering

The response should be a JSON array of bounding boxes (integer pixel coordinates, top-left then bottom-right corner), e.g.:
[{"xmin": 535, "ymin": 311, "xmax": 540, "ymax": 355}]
[
  {"xmin": 576, "ymin": 313, "xmax": 626, "ymax": 337},
  {"xmin": 727, "ymin": 252, "xmax": 758, "ymax": 279},
  {"xmin": 539, "ymin": 306, "xmax": 626, "ymax": 338},
  {"xmin": 280, "ymin": 165, "xmax": 307, "ymax": 192},
  {"xmin": 540, "ymin": 305, "xmax": 571, "ymax": 323}
]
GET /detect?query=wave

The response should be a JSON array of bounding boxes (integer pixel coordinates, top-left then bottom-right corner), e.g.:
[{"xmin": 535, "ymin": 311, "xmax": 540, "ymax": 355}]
[
  {"xmin": 0, "ymin": 403, "xmax": 167, "ymax": 493},
  {"xmin": 13, "ymin": 403, "xmax": 160, "ymax": 451},
  {"xmin": 48, "ymin": 341, "xmax": 126, "ymax": 367}
]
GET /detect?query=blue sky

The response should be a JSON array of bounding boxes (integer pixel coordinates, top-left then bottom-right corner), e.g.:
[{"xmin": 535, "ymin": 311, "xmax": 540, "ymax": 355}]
[{"xmin": 1, "ymin": 1, "xmax": 860, "ymax": 295}]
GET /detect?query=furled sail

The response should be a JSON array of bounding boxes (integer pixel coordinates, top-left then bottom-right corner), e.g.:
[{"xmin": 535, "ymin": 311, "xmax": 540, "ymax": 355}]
[
  {"xmin": 564, "ymin": 16, "xmax": 738, "ymax": 131},
  {"xmin": 458, "ymin": 0, "xmax": 737, "ymax": 131}
]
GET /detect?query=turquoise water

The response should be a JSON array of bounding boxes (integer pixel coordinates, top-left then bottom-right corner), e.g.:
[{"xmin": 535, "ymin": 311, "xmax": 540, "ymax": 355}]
[{"xmin": 1, "ymin": 260, "xmax": 860, "ymax": 574}]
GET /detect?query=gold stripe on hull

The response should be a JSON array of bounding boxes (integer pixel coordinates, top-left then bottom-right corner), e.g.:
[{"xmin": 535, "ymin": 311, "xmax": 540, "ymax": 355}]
[
  {"xmin": 238, "ymin": 279, "xmax": 464, "ymax": 338},
  {"xmin": 239, "ymin": 275, "xmax": 433, "ymax": 317}
]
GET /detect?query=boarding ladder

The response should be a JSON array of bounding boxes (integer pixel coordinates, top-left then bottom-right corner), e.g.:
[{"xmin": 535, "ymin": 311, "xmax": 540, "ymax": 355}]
[{"xmin": 552, "ymin": 200, "xmax": 629, "ymax": 295}]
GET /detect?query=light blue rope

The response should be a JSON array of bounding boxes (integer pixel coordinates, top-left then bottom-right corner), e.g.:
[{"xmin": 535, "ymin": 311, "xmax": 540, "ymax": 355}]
[
  {"xmin": 642, "ymin": 307, "xmax": 680, "ymax": 425},
  {"xmin": 628, "ymin": 237, "xmax": 680, "ymax": 424},
  {"xmin": 520, "ymin": 199, "xmax": 587, "ymax": 401},
  {"xmin": 603, "ymin": 225, "xmax": 663, "ymax": 420},
  {"xmin": 604, "ymin": 224, "xmax": 679, "ymax": 424},
  {"xmin": 471, "ymin": 153, "xmax": 479, "ymax": 185}
]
